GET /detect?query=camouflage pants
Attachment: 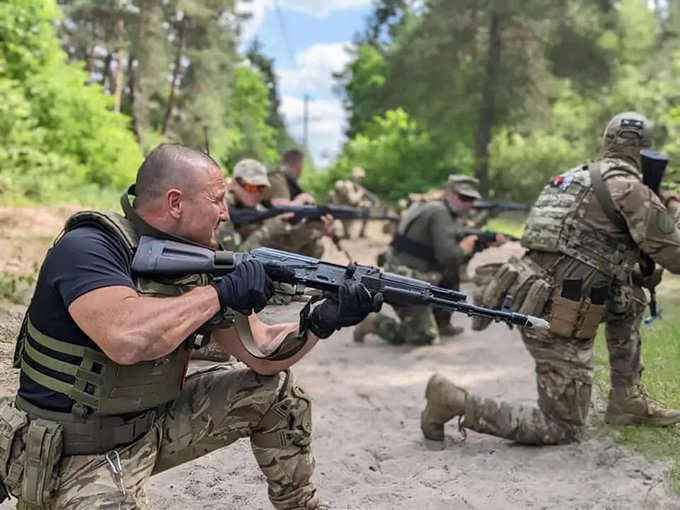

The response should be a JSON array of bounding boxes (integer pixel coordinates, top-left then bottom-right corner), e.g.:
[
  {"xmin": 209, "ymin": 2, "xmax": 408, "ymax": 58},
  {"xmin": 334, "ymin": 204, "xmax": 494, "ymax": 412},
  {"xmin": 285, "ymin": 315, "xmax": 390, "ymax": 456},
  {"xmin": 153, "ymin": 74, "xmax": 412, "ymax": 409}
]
[
  {"xmin": 432, "ymin": 269, "xmax": 461, "ymax": 329},
  {"xmin": 462, "ymin": 326, "xmax": 594, "ymax": 445},
  {"xmin": 266, "ymin": 223, "xmax": 324, "ymax": 259},
  {"xmin": 605, "ymin": 284, "xmax": 646, "ymax": 389},
  {"xmin": 15, "ymin": 365, "xmax": 318, "ymax": 510},
  {"xmin": 372, "ymin": 255, "xmax": 442, "ymax": 346},
  {"xmin": 373, "ymin": 304, "xmax": 440, "ymax": 346}
]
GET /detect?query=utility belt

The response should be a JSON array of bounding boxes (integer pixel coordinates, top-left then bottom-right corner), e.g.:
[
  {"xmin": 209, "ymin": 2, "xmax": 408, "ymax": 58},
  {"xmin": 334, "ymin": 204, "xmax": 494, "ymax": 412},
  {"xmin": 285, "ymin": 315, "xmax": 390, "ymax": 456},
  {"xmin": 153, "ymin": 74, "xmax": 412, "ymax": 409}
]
[
  {"xmin": 15, "ymin": 396, "xmax": 167, "ymax": 456},
  {"xmin": 390, "ymin": 235, "xmax": 436, "ymax": 264}
]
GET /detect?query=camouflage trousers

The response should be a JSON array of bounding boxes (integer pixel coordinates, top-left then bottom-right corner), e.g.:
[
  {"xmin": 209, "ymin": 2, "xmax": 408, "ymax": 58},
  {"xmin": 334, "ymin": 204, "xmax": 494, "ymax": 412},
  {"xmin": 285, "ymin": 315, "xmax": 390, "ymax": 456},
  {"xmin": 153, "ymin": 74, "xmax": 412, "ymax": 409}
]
[
  {"xmin": 605, "ymin": 284, "xmax": 646, "ymax": 389},
  {"xmin": 14, "ymin": 364, "xmax": 318, "ymax": 510},
  {"xmin": 462, "ymin": 326, "xmax": 594, "ymax": 445},
  {"xmin": 432, "ymin": 269, "xmax": 461, "ymax": 330},
  {"xmin": 373, "ymin": 304, "xmax": 440, "ymax": 346},
  {"xmin": 371, "ymin": 255, "xmax": 442, "ymax": 346}
]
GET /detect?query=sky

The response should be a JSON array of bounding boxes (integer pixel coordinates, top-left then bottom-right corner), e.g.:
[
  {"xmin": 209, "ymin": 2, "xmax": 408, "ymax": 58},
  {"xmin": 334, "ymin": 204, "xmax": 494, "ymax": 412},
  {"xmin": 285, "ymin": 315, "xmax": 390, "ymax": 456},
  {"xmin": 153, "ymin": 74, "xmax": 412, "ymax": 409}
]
[{"xmin": 236, "ymin": 0, "xmax": 373, "ymax": 168}]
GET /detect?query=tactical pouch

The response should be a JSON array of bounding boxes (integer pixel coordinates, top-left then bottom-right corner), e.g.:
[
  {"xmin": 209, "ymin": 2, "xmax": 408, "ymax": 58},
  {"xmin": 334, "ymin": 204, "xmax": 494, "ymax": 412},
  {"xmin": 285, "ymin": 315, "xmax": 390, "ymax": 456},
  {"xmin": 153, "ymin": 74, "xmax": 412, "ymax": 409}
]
[
  {"xmin": 0, "ymin": 398, "xmax": 28, "ymax": 495},
  {"xmin": 574, "ymin": 300, "xmax": 606, "ymax": 339},
  {"xmin": 21, "ymin": 419, "xmax": 63, "ymax": 506},
  {"xmin": 517, "ymin": 278, "xmax": 552, "ymax": 317},
  {"xmin": 548, "ymin": 296, "xmax": 582, "ymax": 337}
]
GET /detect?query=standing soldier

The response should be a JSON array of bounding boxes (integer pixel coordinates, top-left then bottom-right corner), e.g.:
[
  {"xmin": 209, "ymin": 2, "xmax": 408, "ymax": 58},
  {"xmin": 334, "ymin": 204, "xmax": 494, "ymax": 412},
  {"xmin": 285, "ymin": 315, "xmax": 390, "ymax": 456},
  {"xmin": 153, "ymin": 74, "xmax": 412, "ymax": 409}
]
[
  {"xmin": 328, "ymin": 166, "xmax": 379, "ymax": 239},
  {"xmin": 421, "ymin": 112, "xmax": 680, "ymax": 447},
  {"xmin": 354, "ymin": 175, "xmax": 506, "ymax": 346}
]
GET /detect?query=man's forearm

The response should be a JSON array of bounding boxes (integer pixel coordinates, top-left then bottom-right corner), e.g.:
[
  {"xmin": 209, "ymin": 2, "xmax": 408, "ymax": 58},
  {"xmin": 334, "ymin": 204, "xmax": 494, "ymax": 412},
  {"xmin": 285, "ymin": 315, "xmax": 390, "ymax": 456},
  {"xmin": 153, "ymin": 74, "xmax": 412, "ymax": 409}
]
[{"xmin": 120, "ymin": 286, "xmax": 220, "ymax": 362}]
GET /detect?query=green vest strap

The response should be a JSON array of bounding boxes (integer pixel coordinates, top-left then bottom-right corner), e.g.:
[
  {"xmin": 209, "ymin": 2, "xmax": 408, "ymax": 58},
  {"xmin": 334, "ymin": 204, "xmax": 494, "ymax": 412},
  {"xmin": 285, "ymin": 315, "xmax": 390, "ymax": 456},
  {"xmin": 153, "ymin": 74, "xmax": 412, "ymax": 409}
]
[
  {"xmin": 27, "ymin": 319, "xmax": 107, "ymax": 364},
  {"xmin": 20, "ymin": 359, "xmax": 100, "ymax": 409}
]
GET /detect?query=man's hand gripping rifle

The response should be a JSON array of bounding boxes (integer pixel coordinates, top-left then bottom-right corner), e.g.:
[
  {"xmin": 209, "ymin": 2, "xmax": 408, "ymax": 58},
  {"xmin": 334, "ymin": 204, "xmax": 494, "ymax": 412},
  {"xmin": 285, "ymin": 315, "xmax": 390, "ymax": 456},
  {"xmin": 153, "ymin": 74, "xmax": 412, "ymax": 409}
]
[{"xmin": 132, "ymin": 236, "xmax": 550, "ymax": 331}]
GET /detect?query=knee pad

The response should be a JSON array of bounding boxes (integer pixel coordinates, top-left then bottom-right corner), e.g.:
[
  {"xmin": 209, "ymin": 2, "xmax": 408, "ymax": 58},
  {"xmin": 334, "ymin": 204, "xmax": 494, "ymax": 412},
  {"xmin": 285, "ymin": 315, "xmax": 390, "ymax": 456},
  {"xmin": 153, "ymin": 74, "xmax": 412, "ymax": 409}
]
[{"xmin": 251, "ymin": 371, "xmax": 312, "ymax": 449}]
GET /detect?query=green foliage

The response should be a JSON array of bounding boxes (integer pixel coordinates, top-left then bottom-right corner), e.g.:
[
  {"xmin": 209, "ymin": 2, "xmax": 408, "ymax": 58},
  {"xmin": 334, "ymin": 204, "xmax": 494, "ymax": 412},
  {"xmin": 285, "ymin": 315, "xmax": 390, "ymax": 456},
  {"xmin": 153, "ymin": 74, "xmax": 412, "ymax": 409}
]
[
  {"xmin": 336, "ymin": 0, "xmax": 680, "ymax": 204},
  {"xmin": 0, "ymin": 0, "xmax": 141, "ymax": 203},
  {"xmin": 306, "ymin": 109, "xmax": 468, "ymax": 203},
  {"xmin": 225, "ymin": 65, "xmax": 280, "ymax": 169}
]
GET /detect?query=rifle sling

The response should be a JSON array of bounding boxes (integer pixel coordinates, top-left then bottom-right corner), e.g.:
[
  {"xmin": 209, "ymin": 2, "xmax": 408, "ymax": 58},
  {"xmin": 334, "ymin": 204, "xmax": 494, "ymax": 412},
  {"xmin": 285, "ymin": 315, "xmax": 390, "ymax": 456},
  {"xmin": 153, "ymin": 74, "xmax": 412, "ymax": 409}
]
[{"xmin": 588, "ymin": 162, "xmax": 629, "ymax": 231}]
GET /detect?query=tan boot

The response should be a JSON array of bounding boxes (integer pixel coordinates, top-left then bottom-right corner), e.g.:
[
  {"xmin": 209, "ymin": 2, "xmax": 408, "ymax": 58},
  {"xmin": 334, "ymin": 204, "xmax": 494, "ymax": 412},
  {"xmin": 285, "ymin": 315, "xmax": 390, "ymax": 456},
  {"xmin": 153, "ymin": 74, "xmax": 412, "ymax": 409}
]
[
  {"xmin": 421, "ymin": 373, "xmax": 467, "ymax": 441},
  {"xmin": 353, "ymin": 314, "xmax": 375, "ymax": 343},
  {"xmin": 437, "ymin": 324, "xmax": 465, "ymax": 337},
  {"xmin": 605, "ymin": 386, "xmax": 680, "ymax": 426}
]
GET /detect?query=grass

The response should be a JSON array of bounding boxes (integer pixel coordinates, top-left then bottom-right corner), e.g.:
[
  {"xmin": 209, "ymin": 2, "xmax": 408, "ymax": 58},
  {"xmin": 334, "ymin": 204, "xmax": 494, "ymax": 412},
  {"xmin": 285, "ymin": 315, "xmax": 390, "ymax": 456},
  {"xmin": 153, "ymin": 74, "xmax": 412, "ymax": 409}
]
[
  {"xmin": 593, "ymin": 275, "xmax": 680, "ymax": 493},
  {"xmin": 485, "ymin": 212, "xmax": 527, "ymax": 238}
]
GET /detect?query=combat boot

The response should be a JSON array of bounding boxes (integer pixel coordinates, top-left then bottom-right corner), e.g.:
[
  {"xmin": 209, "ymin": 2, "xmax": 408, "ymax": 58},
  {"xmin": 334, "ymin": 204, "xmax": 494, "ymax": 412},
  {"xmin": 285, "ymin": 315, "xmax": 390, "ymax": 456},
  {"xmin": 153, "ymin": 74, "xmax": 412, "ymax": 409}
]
[
  {"xmin": 353, "ymin": 314, "xmax": 376, "ymax": 343},
  {"xmin": 421, "ymin": 373, "xmax": 467, "ymax": 441},
  {"xmin": 605, "ymin": 386, "xmax": 680, "ymax": 426}
]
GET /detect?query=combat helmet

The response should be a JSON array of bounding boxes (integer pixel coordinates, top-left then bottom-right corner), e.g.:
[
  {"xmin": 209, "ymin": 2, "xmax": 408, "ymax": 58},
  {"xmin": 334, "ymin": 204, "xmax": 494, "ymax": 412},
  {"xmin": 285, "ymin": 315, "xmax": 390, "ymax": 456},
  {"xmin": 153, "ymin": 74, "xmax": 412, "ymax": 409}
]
[{"xmin": 602, "ymin": 112, "xmax": 653, "ymax": 149}]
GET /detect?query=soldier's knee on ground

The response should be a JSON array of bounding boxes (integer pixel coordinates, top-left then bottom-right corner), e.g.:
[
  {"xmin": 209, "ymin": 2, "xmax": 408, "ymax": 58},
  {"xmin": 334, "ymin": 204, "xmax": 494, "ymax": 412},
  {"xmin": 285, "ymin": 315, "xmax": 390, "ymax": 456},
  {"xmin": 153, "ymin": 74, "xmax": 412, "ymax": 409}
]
[
  {"xmin": 536, "ymin": 368, "xmax": 591, "ymax": 437},
  {"xmin": 251, "ymin": 370, "xmax": 312, "ymax": 449}
]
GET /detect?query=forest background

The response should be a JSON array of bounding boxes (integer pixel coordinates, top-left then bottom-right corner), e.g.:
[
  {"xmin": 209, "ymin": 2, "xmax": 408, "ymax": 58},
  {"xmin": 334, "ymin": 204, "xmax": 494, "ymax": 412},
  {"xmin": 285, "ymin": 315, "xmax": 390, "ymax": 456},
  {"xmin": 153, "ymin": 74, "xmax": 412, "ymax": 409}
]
[{"xmin": 2, "ymin": 0, "xmax": 680, "ymax": 206}]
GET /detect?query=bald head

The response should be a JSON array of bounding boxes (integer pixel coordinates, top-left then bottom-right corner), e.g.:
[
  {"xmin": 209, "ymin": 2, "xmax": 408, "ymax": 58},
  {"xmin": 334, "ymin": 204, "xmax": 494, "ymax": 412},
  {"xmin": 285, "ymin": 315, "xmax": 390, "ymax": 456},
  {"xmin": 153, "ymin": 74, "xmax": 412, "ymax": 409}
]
[
  {"xmin": 135, "ymin": 144, "xmax": 221, "ymax": 208},
  {"xmin": 132, "ymin": 144, "xmax": 229, "ymax": 248}
]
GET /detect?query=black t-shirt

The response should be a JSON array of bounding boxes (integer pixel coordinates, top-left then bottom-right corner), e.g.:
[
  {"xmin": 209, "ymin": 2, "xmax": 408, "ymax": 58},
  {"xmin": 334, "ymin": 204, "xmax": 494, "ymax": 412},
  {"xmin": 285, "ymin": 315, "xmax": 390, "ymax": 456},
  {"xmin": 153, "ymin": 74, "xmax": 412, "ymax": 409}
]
[{"xmin": 19, "ymin": 225, "xmax": 136, "ymax": 412}]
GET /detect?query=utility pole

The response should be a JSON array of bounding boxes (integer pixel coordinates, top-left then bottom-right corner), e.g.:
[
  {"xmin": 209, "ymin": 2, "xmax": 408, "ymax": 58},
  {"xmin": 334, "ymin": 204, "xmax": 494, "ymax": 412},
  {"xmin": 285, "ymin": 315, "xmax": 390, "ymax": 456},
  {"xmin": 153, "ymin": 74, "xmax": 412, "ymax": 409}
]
[{"xmin": 303, "ymin": 94, "xmax": 309, "ymax": 149}]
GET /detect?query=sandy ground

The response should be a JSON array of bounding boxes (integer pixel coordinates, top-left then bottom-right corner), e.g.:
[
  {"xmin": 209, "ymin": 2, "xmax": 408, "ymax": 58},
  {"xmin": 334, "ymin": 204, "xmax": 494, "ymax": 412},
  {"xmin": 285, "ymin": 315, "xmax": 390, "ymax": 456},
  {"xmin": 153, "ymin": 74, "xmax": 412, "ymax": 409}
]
[{"xmin": 0, "ymin": 209, "xmax": 678, "ymax": 509}]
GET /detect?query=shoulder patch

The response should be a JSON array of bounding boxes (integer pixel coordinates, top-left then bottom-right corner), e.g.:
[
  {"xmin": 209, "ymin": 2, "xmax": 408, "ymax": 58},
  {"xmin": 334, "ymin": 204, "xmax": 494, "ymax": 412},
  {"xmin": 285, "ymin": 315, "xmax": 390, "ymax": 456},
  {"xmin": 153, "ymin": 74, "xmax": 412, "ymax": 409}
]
[{"xmin": 657, "ymin": 212, "xmax": 676, "ymax": 234}]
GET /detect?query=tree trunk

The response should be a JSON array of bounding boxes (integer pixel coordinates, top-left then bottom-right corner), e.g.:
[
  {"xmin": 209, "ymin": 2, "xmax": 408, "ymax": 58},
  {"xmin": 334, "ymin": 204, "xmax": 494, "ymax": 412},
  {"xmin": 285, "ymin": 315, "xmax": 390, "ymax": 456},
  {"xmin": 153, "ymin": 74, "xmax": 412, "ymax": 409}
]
[
  {"xmin": 474, "ymin": 11, "xmax": 502, "ymax": 197},
  {"xmin": 112, "ymin": 0, "xmax": 125, "ymax": 113},
  {"xmin": 128, "ymin": 52, "xmax": 141, "ymax": 142},
  {"xmin": 162, "ymin": 14, "xmax": 187, "ymax": 135},
  {"xmin": 102, "ymin": 51, "xmax": 113, "ymax": 89}
]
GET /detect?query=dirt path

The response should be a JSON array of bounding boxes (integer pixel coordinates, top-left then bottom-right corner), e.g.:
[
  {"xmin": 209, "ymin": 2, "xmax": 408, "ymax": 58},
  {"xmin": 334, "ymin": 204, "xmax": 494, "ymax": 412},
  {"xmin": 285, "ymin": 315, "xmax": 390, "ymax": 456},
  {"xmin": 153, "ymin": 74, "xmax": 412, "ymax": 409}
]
[{"xmin": 0, "ymin": 210, "xmax": 677, "ymax": 509}]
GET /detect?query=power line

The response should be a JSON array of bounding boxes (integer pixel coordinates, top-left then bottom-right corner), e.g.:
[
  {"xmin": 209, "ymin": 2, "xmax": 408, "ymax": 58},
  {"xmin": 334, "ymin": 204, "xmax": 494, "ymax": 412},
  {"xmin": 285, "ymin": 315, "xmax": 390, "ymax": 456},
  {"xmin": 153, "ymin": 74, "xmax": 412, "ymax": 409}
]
[{"xmin": 272, "ymin": 0, "xmax": 297, "ymax": 68}]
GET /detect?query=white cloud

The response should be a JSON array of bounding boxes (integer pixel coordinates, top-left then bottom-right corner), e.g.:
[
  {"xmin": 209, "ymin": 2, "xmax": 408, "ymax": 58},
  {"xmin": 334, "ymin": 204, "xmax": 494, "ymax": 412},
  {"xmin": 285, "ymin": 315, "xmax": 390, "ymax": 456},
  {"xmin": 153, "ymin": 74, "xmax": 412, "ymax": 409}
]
[
  {"xmin": 281, "ymin": 96, "xmax": 346, "ymax": 166},
  {"xmin": 237, "ymin": 0, "xmax": 370, "ymax": 41},
  {"xmin": 277, "ymin": 0, "xmax": 371, "ymax": 17},
  {"xmin": 277, "ymin": 42, "xmax": 353, "ymax": 95}
]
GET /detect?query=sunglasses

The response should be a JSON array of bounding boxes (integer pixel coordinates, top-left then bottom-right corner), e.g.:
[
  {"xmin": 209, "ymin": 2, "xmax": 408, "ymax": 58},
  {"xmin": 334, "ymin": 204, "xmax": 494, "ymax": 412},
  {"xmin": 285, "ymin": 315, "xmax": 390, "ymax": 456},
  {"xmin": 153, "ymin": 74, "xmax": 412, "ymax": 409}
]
[
  {"xmin": 240, "ymin": 181, "xmax": 267, "ymax": 193},
  {"xmin": 459, "ymin": 195, "xmax": 476, "ymax": 203}
]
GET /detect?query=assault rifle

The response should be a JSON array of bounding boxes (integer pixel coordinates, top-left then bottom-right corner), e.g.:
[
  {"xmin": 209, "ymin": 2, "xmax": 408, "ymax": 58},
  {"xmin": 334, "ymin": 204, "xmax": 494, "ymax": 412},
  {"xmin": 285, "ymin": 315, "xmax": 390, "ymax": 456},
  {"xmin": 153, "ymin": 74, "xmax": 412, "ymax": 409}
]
[
  {"xmin": 640, "ymin": 149, "xmax": 670, "ymax": 325},
  {"xmin": 462, "ymin": 228, "xmax": 521, "ymax": 252},
  {"xmin": 132, "ymin": 236, "xmax": 549, "ymax": 331},
  {"xmin": 471, "ymin": 201, "xmax": 529, "ymax": 212},
  {"xmin": 229, "ymin": 204, "xmax": 399, "ymax": 228}
]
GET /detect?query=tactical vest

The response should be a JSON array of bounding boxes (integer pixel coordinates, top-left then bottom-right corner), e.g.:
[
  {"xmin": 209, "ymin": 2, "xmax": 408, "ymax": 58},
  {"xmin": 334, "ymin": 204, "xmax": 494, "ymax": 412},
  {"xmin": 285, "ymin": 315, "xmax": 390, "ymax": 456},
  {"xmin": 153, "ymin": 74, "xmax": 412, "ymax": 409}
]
[
  {"xmin": 390, "ymin": 201, "xmax": 456, "ymax": 265},
  {"xmin": 16, "ymin": 210, "xmax": 232, "ymax": 418},
  {"xmin": 521, "ymin": 159, "xmax": 640, "ymax": 281}
]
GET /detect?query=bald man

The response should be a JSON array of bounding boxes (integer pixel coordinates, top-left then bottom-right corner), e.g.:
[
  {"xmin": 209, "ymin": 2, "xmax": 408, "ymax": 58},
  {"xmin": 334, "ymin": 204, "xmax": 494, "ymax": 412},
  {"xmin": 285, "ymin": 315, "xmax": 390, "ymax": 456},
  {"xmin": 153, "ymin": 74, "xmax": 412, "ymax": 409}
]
[{"xmin": 2, "ymin": 144, "xmax": 373, "ymax": 509}]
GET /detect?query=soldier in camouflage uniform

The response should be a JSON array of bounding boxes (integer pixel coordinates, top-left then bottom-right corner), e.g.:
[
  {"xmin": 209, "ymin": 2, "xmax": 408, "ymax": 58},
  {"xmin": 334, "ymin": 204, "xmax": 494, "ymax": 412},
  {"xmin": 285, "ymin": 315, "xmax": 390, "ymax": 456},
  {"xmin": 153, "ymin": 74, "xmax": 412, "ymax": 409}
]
[
  {"xmin": 327, "ymin": 167, "xmax": 378, "ymax": 239},
  {"xmin": 261, "ymin": 149, "xmax": 335, "ymax": 259},
  {"xmin": 0, "ymin": 144, "xmax": 374, "ymax": 509},
  {"xmin": 218, "ymin": 158, "xmax": 289, "ymax": 253},
  {"xmin": 422, "ymin": 112, "xmax": 680, "ymax": 447},
  {"xmin": 354, "ymin": 175, "xmax": 506, "ymax": 346}
]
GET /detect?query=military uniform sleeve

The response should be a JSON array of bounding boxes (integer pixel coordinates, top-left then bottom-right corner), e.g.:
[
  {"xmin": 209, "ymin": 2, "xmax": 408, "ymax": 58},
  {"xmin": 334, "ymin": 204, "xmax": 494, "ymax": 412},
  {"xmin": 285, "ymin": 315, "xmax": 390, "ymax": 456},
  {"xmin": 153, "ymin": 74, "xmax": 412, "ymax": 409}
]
[
  {"xmin": 267, "ymin": 172, "xmax": 291, "ymax": 201},
  {"xmin": 611, "ymin": 178, "xmax": 680, "ymax": 273},
  {"xmin": 430, "ymin": 207, "xmax": 464, "ymax": 268},
  {"xmin": 345, "ymin": 184, "xmax": 365, "ymax": 206}
]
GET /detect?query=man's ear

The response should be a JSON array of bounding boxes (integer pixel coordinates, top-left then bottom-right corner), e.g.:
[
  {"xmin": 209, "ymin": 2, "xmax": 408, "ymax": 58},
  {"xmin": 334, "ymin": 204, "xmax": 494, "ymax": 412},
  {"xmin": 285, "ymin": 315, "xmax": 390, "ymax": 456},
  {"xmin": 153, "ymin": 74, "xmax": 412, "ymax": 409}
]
[{"xmin": 166, "ymin": 188, "xmax": 183, "ymax": 219}]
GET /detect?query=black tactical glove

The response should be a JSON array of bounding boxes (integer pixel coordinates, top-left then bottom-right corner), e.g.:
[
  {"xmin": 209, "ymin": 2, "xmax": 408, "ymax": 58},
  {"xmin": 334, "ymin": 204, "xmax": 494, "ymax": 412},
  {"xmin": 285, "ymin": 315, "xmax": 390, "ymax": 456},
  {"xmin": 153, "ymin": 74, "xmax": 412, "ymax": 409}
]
[
  {"xmin": 210, "ymin": 260, "xmax": 274, "ymax": 315},
  {"xmin": 304, "ymin": 281, "xmax": 379, "ymax": 339}
]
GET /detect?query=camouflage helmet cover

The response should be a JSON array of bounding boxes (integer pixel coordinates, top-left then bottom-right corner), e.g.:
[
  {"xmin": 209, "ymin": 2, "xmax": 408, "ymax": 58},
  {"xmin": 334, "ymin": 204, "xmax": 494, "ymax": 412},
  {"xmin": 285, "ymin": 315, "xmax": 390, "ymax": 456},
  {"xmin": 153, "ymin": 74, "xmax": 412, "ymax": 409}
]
[{"xmin": 602, "ymin": 112, "xmax": 653, "ymax": 149}]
